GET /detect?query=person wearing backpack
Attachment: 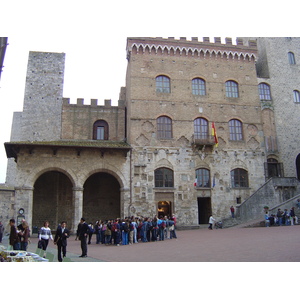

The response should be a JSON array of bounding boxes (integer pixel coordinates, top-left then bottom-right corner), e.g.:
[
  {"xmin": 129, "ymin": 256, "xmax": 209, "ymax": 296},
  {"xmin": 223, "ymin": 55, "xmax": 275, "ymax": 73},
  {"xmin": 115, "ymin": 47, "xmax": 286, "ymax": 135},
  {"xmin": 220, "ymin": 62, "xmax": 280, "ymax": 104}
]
[
  {"xmin": 129, "ymin": 220, "xmax": 134, "ymax": 244},
  {"xmin": 121, "ymin": 219, "xmax": 129, "ymax": 245},
  {"xmin": 158, "ymin": 217, "xmax": 165, "ymax": 241},
  {"xmin": 112, "ymin": 219, "xmax": 120, "ymax": 246},
  {"xmin": 104, "ymin": 221, "xmax": 112, "ymax": 245},
  {"xmin": 151, "ymin": 217, "xmax": 158, "ymax": 242}
]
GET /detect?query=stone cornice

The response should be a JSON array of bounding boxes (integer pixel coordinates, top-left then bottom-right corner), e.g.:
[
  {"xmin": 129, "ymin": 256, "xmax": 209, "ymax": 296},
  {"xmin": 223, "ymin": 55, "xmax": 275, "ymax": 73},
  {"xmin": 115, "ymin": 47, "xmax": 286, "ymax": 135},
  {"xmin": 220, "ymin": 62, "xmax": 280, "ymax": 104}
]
[{"xmin": 127, "ymin": 37, "xmax": 257, "ymax": 61}]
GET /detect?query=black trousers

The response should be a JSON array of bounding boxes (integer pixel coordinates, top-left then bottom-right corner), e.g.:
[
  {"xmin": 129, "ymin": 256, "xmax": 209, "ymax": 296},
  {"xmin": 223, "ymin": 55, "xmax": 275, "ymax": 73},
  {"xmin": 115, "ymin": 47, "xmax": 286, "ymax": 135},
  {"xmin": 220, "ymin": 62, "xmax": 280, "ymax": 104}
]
[
  {"xmin": 80, "ymin": 236, "xmax": 87, "ymax": 256},
  {"xmin": 57, "ymin": 242, "xmax": 67, "ymax": 262}
]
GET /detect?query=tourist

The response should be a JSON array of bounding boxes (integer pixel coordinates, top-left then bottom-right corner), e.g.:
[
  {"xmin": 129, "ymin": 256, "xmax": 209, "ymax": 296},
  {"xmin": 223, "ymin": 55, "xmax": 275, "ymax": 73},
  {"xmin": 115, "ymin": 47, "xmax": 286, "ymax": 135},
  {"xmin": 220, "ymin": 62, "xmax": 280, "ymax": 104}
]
[
  {"xmin": 38, "ymin": 221, "xmax": 53, "ymax": 251},
  {"xmin": 9, "ymin": 219, "xmax": 20, "ymax": 250},
  {"xmin": 94, "ymin": 220, "xmax": 101, "ymax": 244},
  {"xmin": 54, "ymin": 221, "xmax": 70, "ymax": 262},
  {"xmin": 230, "ymin": 206, "xmax": 235, "ymax": 218},
  {"xmin": 169, "ymin": 217, "xmax": 177, "ymax": 239},
  {"xmin": 208, "ymin": 215, "xmax": 216, "ymax": 230},
  {"xmin": 264, "ymin": 212, "xmax": 270, "ymax": 227},
  {"xmin": 104, "ymin": 220, "xmax": 112, "ymax": 245},
  {"xmin": 78, "ymin": 218, "xmax": 89, "ymax": 257},
  {"xmin": 19, "ymin": 220, "xmax": 30, "ymax": 251}
]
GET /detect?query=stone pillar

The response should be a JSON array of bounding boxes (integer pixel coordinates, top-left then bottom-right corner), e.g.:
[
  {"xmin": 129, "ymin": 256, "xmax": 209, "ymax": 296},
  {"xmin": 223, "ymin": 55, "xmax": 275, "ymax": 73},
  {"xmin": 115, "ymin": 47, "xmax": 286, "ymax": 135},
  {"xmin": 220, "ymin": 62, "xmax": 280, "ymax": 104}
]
[
  {"xmin": 73, "ymin": 187, "xmax": 84, "ymax": 233},
  {"xmin": 14, "ymin": 186, "xmax": 34, "ymax": 230}
]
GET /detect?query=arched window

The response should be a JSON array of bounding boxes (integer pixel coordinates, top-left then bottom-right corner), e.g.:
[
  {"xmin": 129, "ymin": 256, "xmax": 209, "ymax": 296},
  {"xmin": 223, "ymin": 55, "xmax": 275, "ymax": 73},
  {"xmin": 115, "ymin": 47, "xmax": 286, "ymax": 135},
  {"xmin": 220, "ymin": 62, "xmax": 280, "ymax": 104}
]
[
  {"xmin": 194, "ymin": 118, "xmax": 208, "ymax": 139},
  {"xmin": 225, "ymin": 80, "xmax": 239, "ymax": 98},
  {"xmin": 155, "ymin": 167, "xmax": 174, "ymax": 187},
  {"xmin": 288, "ymin": 52, "xmax": 296, "ymax": 65},
  {"xmin": 192, "ymin": 78, "xmax": 206, "ymax": 95},
  {"xmin": 229, "ymin": 119, "xmax": 243, "ymax": 141},
  {"xmin": 195, "ymin": 168, "xmax": 210, "ymax": 188},
  {"xmin": 93, "ymin": 120, "xmax": 109, "ymax": 140},
  {"xmin": 265, "ymin": 158, "xmax": 284, "ymax": 178},
  {"xmin": 157, "ymin": 116, "xmax": 172, "ymax": 139},
  {"xmin": 156, "ymin": 75, "xmax": 170, "ymax": 93},
  {"xmin": 258, "ymin": 83, "xmax": 272, "ymax": 100},
  {"xmin": 231, "ymin": 168, "xmax": 249, "ymax": 188},
  {"xmin": 293, "ymin": 90, "xmax": 300, "ymax": 103}
]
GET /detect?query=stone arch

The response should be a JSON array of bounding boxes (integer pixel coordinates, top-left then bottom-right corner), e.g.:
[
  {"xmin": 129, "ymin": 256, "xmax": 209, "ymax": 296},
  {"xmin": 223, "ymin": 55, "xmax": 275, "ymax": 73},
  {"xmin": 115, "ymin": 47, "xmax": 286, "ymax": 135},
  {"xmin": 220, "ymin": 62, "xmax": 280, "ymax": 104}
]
[
  {"xmin": 156, "ymin": 158, "xmax": 173, "ymax": 170},
  {"xmin": 32, "ymin": 170, "xmax": 74, "ymax": 231},
  {"xmin": 83, "ymin": 171, "xmax": 122, "ymax": 222},
  {"xmin": 24, "ymin": 165, "xmax": 76, "ymax": 190}
]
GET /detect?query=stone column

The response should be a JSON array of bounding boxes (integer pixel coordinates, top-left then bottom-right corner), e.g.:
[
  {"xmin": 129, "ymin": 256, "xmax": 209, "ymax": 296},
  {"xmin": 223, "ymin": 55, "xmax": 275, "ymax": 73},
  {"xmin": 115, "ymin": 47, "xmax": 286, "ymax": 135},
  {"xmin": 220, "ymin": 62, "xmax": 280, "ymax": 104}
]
[
  {"xmin": 14, "ymin": 186, "xmax": 34, "ymax": 230},
  {"xmin": 73, "ymin": 187, "xmax": 84, "ymax": 233}
]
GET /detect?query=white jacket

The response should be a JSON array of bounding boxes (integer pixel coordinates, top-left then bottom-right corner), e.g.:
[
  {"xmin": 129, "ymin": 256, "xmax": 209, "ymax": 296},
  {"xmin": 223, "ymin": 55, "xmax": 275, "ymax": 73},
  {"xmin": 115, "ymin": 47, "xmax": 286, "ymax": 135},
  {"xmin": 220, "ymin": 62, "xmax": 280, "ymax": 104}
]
[{"xmin": 209, "ymin": 216, "xmax": 216, "ymax": 224}]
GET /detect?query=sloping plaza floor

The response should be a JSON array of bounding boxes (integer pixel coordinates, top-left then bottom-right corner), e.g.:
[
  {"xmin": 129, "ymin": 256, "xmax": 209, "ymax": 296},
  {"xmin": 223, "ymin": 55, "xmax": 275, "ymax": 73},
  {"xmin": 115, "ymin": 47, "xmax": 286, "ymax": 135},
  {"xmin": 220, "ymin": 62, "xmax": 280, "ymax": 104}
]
[{"xmin": 18, "ymin": 224, "xmax": 300, "ymax": 262}]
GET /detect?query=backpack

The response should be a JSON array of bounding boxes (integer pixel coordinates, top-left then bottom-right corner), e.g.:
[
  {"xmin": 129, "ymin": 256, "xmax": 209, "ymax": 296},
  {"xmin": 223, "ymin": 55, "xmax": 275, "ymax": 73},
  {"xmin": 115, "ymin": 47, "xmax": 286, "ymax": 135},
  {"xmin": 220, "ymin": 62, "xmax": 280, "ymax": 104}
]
[
  {"xmin": 123, "ymin": 223, "xmax": 129, "ymax": 232},
  {"xmin": 161, "ymin": 221, "xmax": 166, "ymax": 228},
  {"xmin": 111, "ymin": 223, "xmax": 117, "ymax": 232},
  {"xmin": 105, "ymin": 226, "xmax": 111, "ymax": 236}
]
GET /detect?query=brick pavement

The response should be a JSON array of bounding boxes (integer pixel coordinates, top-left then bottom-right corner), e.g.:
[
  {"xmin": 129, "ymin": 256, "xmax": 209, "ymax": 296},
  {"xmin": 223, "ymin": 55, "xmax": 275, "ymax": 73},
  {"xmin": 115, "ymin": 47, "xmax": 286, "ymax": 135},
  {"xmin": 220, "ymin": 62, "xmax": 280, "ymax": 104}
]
[{"xmin": 21, "ymin": 225, "xmax": 300, "ymax": 262}]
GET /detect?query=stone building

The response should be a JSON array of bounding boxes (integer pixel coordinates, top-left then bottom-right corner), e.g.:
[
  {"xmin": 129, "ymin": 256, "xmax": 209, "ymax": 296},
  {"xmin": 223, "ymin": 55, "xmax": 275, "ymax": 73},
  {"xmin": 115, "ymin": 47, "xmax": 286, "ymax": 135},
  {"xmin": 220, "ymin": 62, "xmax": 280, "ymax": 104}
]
[
  {"xmin": 1, "ymin": 37, "xmax": 300, "ymax": 232},
  {"xmin": 253, "ymin": 37, "xmax": 300, "ymax": 180}
]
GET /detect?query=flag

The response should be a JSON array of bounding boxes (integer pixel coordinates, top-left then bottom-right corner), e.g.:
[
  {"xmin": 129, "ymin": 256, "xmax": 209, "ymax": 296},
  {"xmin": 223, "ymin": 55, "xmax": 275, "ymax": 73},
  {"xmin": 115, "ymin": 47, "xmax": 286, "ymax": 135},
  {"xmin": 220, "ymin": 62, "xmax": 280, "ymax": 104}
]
[
  {"xmin": 212, "ymin": 122, "xmax": 218, "ymax": 147},
  {"xmin": 194, "ymin": 176, "xmax": 197, "ymax": 187},
  {"xmin": 212, "ymin": 175, "xmax": 216, "ymax": 187}
]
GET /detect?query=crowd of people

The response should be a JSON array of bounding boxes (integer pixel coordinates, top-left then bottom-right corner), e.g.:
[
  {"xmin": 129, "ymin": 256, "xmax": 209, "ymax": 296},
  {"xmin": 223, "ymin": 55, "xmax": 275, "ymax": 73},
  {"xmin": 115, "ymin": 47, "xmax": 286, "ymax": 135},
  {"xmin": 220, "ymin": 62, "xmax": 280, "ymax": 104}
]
[
  {"xmin": 79, "ymin": 214, "xmax": 177, "ymax": 246},
  {"xmin": 265, "ymin": 207, "xmax": 298, "ymax": 227},
  {"xmin": 75, "ymin": 215, "xmax": 177, "ymax": 258}
]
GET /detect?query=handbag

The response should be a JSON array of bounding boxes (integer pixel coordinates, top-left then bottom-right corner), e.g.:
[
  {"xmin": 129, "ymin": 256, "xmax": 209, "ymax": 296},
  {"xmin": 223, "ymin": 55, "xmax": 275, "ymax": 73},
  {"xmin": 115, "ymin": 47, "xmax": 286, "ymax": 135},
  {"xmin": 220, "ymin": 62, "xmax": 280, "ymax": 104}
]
[{"xmin": 38, "ymin": 239, "xmax": 44, "ymax": 249}]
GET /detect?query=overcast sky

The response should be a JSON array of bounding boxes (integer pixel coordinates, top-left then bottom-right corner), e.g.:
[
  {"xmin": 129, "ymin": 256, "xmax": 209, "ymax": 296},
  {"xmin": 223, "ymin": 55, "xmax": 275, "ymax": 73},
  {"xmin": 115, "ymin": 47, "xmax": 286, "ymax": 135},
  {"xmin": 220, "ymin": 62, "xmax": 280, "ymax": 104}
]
[{"xmin": 0, "ymin": 1, "xmax": 296, "ymax": 183}]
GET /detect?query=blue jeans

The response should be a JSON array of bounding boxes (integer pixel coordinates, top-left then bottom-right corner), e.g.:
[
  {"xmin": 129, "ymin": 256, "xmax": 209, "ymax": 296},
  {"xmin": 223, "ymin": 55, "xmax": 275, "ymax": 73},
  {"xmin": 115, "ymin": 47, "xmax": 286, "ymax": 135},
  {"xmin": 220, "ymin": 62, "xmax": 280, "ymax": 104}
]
[
  {"xmin": 159, "ymin": 228, "xmax": 164, "ymax": 240},
  {"xmin": 13, "ymin": 242, "xmax": 21, "ymax": 250},
  {"xmin": 122, "ymin": 232, "xmax": 128, "ymax": 245},
  {"xmin": 105, "ymin": 235, "xmax": 111, "ymax": 244},
  {"xmin": 96, "ymin": 231, "xmax": 101, "ymax": 244},
  {"xmin": 21, "ymin": 241, "xmax": 28, "ymax": 251},
  {"xmin": 170, "ymin": 229, "xmax": 177, "ymax": 239}
]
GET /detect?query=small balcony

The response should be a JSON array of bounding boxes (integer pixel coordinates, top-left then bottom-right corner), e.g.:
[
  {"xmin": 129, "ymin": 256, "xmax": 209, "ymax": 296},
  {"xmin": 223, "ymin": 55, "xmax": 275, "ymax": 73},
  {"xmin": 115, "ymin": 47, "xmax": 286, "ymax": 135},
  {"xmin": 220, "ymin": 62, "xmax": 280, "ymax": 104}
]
[{"xmin": 192, "ymin": 134, "xmax": 216, "ymax": 147}]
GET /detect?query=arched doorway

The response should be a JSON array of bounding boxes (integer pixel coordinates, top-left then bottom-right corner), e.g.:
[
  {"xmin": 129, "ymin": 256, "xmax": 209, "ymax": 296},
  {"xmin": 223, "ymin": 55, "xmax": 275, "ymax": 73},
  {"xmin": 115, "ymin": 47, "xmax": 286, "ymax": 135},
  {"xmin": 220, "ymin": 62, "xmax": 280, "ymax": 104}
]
[
  {"xmin": 33, "ymin": 171, "xmax": 74, "ymax": 230},
  {"xmin": 296, "ymin": 154, "xmax": 300, "ymax": 180},
  {"xmin": 83, "ymin": 172, "xmax": 120, "ymax": 223},
  {"xmin": 157, "ymin": 201, "xmax": 172, "ymax": 218}
]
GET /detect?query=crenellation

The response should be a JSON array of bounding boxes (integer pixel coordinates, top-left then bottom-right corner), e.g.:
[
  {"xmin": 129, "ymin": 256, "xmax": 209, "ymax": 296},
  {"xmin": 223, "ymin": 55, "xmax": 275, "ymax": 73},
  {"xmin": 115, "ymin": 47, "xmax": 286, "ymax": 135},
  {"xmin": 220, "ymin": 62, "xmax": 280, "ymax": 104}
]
[
  {"xmin": 225, "ymin": 37, "xmax": 232, "ymax": 45},
  {"xmin": 77, "ymin": 98, "xmax": 84, "ymax": 105},
  {"xmin": 127, "ymin": 37, "xmax": 258, "ymax": 61},
  {"xmin": 62, "ymin": 98, "xmax": 123, "ymax": 107},
  {"xmin": 104, "ymin": 99, "xmax": 111, "ymax": 107}
]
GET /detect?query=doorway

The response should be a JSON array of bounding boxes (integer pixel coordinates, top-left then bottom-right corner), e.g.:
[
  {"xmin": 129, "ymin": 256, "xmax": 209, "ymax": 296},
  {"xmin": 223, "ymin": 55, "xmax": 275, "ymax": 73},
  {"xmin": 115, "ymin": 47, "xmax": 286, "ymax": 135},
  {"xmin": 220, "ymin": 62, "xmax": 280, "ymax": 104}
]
[
  {"xmin": 197, "ymin": 197, "xmax": 212, "ymax": 224},
  {"xmin": 296, "ymin": 154, "xmax": 300, "ymax": 180},
  {"xmin": 157, "ymin": 201, "xmax": 172, "ymax": 218},
  {"xmin": 83, "ymin": 172, "xmax": 120, "ymax": 223},
  {"xmin": 33, "ymin": 171, "xmax": 73, "ymax": 230}
]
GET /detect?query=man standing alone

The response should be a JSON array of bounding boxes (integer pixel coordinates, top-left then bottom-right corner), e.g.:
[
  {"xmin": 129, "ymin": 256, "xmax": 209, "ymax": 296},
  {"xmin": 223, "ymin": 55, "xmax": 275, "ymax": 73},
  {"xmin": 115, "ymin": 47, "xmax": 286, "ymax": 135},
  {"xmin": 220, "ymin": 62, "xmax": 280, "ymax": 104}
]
[
  {"xmin": 54, "ymin": 221, "xmax": 70, "ymax": 262},
  {"xmin": 230, "ymin": 206, "xmax": 235, "ymax": 218},
  {"xmin": 78, "ymin": 218, "xmax": 89, "ymax": 258}
]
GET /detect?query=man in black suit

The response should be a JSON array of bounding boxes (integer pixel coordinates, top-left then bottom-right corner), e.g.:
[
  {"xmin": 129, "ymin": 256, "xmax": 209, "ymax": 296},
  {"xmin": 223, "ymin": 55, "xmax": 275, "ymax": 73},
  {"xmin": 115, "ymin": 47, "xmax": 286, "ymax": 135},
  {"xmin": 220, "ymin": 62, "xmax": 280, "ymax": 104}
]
[
  {"xmin": 78, "ymin": 218, "xmax": 89, "ymax": 257},
  {"xmin": 54, "ymin": 221, "xmax": 70, "ymax": 262}
]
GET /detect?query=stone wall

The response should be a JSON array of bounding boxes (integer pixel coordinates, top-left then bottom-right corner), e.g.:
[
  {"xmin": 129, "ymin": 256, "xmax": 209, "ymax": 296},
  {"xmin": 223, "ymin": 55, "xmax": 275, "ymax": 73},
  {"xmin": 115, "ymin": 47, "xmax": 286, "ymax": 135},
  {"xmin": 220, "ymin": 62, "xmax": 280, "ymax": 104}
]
[
  {"xmin": 125, "ymin": 37, "xmax": 266, "ymax": 224},
  {"xmin": 255, "ymin": 38, "xmax": 300, "ymax": 178},
  {"xmin": 0, "ymin": 185, "xmax": 15, "ymax": 232}
]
